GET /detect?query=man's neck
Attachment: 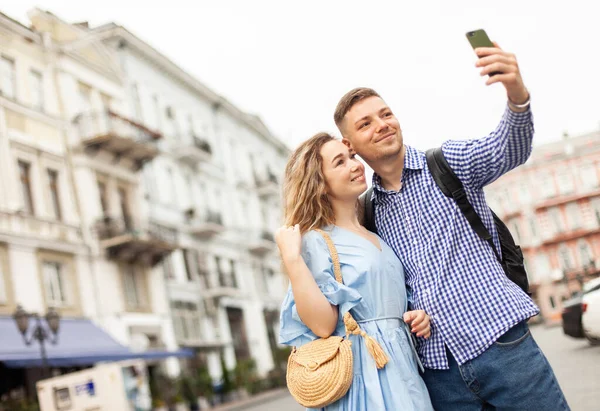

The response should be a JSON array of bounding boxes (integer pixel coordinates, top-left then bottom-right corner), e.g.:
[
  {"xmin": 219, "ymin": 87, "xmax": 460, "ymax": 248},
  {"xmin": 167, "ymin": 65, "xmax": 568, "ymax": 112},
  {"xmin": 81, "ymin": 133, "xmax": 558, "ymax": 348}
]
[{"xmin": 370, "ymin": 145, "xmax": 406, "ymax": 192}]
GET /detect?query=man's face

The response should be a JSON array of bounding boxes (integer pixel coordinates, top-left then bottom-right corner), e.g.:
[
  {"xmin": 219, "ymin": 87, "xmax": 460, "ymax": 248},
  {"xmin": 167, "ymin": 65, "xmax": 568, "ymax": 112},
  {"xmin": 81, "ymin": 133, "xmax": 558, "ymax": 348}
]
[{"xmin": 341, "ymin": 96, "xmax": 403, "ymax": 163}]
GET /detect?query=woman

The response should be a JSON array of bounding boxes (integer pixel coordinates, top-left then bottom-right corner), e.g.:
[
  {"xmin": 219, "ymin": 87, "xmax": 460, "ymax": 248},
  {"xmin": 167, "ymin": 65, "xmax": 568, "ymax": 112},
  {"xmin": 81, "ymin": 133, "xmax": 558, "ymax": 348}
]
[{"xmin": 277, "ymin": 132, "xmax": 434, "ymax": 410}]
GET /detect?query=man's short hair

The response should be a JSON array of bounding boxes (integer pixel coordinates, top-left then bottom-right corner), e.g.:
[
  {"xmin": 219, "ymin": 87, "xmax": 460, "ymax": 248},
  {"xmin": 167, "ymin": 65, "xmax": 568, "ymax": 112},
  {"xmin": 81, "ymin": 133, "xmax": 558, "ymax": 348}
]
[{"xmin": 334, "ymin": 87, "xmax": 381, "ymax": 129}]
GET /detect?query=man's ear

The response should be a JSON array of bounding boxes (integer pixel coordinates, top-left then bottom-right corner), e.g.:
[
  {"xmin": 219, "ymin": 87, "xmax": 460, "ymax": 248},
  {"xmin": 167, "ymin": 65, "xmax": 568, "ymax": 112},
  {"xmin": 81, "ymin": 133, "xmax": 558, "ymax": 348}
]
[{"xmin": 342, "ymin": 138, "xmax": 353, "ymax": 149}]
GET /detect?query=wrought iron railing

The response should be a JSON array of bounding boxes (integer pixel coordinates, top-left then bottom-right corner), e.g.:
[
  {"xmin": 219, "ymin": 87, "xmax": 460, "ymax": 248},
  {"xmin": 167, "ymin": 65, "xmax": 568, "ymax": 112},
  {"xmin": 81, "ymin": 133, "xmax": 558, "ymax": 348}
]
[
  {"xmin": 261, "ymin": 230, "xmax": 275, "ymax": 242},
  {"xmin": 94, "ymin": 216, "xmax": 177, "ymax": 244},
  {"xmin": 192, "ymin": 136, "xmax": 212, "ymax": 155},
  {"xmin": 74, "ymin": 110, "xmax": 162, "ymax": 143}
]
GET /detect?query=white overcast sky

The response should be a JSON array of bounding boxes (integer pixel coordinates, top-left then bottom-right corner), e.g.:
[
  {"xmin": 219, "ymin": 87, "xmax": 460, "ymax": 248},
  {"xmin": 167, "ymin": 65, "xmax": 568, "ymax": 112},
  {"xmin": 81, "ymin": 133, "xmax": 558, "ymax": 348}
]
[{"xmin": 4, "ymin": 0, "xmax": 600, "ymax": 152}]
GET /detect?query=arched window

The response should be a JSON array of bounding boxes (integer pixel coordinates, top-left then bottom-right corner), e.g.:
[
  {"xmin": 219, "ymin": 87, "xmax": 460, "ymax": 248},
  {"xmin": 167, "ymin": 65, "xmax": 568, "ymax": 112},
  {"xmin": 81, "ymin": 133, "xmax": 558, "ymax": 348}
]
[
  {"xmin": 558, "ymin": 245, "xmax": 573, "ymax": 271},
  {"xmin": 578, "ymin": 240, "xmax": 594, "ymax": 267}
]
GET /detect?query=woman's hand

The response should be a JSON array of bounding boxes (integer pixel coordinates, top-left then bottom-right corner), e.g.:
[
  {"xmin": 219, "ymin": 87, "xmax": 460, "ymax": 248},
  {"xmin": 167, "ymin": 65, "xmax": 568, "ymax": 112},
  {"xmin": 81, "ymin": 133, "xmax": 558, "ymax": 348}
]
[
  {"xmin": 275, "ymin": 224, "xmax": 302, "ymax": 266},
  {"xmin": 403, "ymin": 310, "xmax": 431, "ymax": 339}
]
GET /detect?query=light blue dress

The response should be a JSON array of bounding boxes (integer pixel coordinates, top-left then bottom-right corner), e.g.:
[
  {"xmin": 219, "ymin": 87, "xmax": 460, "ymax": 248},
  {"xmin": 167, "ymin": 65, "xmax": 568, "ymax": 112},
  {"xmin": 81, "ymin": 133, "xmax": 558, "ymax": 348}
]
[{"xmin": 279, "ymin": 227, "xmax": 434, "ymax": 411}]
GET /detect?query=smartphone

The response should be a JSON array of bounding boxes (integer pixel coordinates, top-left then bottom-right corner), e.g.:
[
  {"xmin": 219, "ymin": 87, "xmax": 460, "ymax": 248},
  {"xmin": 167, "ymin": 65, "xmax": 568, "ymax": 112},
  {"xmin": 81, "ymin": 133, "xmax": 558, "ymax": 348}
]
[{"xmin": 466, "ymin": 29, "xmax": 501, "ymax": 76}]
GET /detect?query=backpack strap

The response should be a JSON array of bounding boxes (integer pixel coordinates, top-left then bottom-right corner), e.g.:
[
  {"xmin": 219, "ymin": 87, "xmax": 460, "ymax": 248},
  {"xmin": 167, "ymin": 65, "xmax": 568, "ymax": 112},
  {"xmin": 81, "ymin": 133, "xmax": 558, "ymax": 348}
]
[
  {"xmin": 360, "ymin": 186, "xmax": 377, "ymax": 234},
  {"xmin": 425, "ymin": 148, "xmax": 501, "ymax": 262}
]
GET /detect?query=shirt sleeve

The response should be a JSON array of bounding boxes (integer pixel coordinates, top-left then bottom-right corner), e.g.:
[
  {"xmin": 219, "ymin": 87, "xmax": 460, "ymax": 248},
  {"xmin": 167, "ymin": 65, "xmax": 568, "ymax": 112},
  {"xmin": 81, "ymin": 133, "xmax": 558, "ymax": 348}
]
[
  {"xmin": 441, "ymin": 105, "xmax": 534, "ymax": 190},
  {"xmin": 278, "ymin": 230, "xmax": 363, "ymax": 347}
]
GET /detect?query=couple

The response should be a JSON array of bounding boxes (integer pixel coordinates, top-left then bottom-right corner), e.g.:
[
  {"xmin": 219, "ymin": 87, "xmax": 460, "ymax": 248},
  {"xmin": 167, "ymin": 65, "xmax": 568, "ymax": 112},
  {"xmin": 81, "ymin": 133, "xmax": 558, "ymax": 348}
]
[{"xmin": 276, "ymin": 44, "xmax": 570, "ymax": 410}]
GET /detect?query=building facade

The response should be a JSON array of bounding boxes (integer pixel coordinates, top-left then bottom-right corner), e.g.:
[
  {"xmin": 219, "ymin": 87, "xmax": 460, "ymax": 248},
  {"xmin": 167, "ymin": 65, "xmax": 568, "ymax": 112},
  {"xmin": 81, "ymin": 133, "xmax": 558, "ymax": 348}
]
[
  {"xmin": 486, "ymin": 131, "xmax": 600, "ymax": 323},
  {"xmin": 0, "ymin": 6, "xmax": 289, "ymax": 393},
  {"xmin": 88, "ymin": 21, "xmax": 290, "ymax": 379}
]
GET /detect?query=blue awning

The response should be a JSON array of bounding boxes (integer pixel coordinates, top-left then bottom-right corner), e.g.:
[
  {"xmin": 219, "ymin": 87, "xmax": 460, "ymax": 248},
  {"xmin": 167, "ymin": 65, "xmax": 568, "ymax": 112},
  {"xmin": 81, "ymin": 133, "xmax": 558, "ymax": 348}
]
[{"xmin": 0, "ymin": 317, "xmax": 193, "ymax": 368}]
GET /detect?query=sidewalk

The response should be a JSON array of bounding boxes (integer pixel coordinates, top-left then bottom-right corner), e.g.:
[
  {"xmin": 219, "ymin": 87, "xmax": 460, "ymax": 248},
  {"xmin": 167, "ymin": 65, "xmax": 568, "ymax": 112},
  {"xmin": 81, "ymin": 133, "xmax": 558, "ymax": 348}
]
[{"xmin": 210, "ymin": 388, "xmax": 291, "ymax": 411}]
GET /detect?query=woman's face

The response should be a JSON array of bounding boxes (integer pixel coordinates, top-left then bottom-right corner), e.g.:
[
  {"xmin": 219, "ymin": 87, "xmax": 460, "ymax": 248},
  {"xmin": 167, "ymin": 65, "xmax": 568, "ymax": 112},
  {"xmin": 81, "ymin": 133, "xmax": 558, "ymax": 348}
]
[{"xmin": 320, "ymin": 140, "xmax": 367, "ymax": 201}]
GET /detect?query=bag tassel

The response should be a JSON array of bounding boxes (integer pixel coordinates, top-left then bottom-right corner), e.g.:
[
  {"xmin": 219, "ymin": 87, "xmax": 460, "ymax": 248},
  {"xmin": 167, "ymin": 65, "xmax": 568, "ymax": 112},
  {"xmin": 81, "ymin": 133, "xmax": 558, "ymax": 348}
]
[{"xmin": 343, "ymin": 312, "xmax": 389, "ymax": 369}]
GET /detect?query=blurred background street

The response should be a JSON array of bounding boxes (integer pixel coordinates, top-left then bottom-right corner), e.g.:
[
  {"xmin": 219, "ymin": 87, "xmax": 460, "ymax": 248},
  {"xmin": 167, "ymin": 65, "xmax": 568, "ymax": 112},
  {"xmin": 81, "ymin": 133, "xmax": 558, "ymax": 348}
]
[{"xmin": 240, "ymin": 325, "xmax": 600, "ymax": 411}]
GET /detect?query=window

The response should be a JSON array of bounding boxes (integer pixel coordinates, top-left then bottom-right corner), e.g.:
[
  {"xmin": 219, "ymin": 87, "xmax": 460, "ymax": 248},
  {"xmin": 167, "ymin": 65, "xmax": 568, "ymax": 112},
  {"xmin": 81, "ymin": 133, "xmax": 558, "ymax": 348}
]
[
  {"xmin": 580, "ymin": 163, "xmax": 598, "ymax": 189},
  {"xmin": 166, "ymin": 167, "xmax": 177, "ymax": 204},
  {"xmin": 229, "ymin": 260, "xmax": 238, "ymax": 288},
  {"xmin": 131, "ymin": 84, "xmax": 143, "ymax": 121},
  {"xmin": 509, "ymin": 219, "xmax": 521, "ymax": 243},
  {"xmin": 165, "ymin": 106, "xmax": 178, "ymax": 139},
  {"xmin": 18, "ymin": 160, "xmax": 34, "ymax": 215},
  {"xmin": 548, "ymin": 207, "xmax": 564, "ymax": 234},
  {"xmin": 43, "ymin": 261, "xmax": 67, "ymax": 307},
  {"xmin": 579, "ymin": 241, "xmax": 594, "ymax": 267},
  {"xmin": 153, "ymin": 95, "xmax": 161, "ymax": 130},
  {"xmin": 123, "ymin": 265, "xmax": 142, "ymax": 309},
  {"xmin": 557, "ymin": 171, "xmax": 575, "ymax": 195},
  {"xmin": 529, "ymin": 218, "xmax": 537, "ymax": 239},
  {"xmin": 183, "ymin": 249, "xmax": 199, "ymax": 282},
  {"xmin": 30, "ymin": 70, "xmax": 44, "ymax": 110},
  {"xmin": 163, "ymin": 254, "xmax": 175, "ymax": 280},
  {"xmin": 0, "ymin": 254, "xmax": 7, "ymax": 304},
  {"xmin": 78, "ymin": 83, "xmax": 92, "ymax": 112},
  {"xmin": 549, "ymin": 295, "xmax": 556, "ymax": 309},
  {"xmin": 541, "ymin": 174, "xmax": 556, "ymax": 199},
  {"xmin": 118, "ymin": 187, "xmax": 132, "ymax": 229},
  {"xmin": 47, "ymin": 169, "xmax": 62, "ymax": 221},
  {"xmin": 197, "ymin": 252, "xmax": 209, "ymax": 288},
  {"xmin": 593, "ymin": 199, "xmax": 600, "ymax": 226},
  {"xmin": 171, "ymin": 301, "xmax": 201, "ymax": 341},
  {"xmin": 98, "ymin": 181, "xmax": 109, "ymax": 217},
  {"xmin": 559, "ymin": 246, "xmax": 573, "ymax": 271},
  {"xmin": 187, "ymin": 114, "xmax": 195, "ymax": 137},
  {"xmin": 519, "ymin": 181, "xmax": 531, "ymax": 204},
  {"xmin": 0, "ymin": 56, "xmax": 16, "ymax": 99},
  {"xmin": 566, "ymin": 203, "xmax": 581, "ymax": 230}
]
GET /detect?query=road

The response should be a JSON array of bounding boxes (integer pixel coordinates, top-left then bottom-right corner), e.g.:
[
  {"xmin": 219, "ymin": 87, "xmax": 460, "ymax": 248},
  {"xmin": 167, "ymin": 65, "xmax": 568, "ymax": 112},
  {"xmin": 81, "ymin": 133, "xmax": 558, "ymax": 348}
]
[{"xmin": 242, "ymin": 325, "xmax": 599, "ymax": 410}]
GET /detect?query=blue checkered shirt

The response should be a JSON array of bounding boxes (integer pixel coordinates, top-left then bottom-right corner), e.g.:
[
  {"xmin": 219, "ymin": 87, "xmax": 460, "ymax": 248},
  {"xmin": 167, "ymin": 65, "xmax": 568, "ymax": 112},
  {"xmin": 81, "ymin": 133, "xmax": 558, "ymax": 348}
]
[{"xmin": 372, "ymin": 105, "xmax": 540, "ymax": 369}]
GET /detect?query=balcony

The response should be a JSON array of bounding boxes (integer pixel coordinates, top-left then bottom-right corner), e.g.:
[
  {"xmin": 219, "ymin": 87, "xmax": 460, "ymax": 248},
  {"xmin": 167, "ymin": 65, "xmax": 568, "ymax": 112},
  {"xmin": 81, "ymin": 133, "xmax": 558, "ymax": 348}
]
[
  {"xmin": 248, "ymin": 230, "xmax": 276, "ymax": 255},
  {"xmin": 540, "ymin": 226, "xmax": 599, "ymax": 247},
  {"xmin": 189, "ymin": 210, "xmax": 225, "ymax": 239},
  {"xmin": 535, "ymin": 188, "xmax": 600, "ymax": 211},
  {"xmin": 74, "ymin": 110, "xmax": 161, "ymax": 171},
  {"xmin": 173, "ymin": 135, "xmax": 212, "ymax": 167},
  {"xmin": 0, "ymin": 211, "xmax": 82, "ymax": 244},
  {"xmin": 94, "ymin": 216, "xmax": 178, "ymax": 265},
  {"xmin": 202, "ymin": 270, "xmax": 242, "ymax": 300},
  {"xmin": 256, "ymin": 172, "xmax": 280, "ymax": 199}
]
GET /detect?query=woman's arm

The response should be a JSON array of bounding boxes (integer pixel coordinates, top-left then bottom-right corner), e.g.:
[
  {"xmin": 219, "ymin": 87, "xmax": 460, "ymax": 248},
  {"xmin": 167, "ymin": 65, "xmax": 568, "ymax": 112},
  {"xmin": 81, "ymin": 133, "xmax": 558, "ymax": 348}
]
[{"xmin": 276, "ymin": 225, "xmax": 338, "ymax": 338}]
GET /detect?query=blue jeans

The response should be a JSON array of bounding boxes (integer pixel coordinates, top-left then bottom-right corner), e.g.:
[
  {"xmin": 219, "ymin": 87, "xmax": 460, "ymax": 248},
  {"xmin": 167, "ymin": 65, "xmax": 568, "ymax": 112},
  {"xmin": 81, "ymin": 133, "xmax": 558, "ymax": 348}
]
[{"xmin": 422, "ymin": 321, "xmax": 570, "ymax": 411}]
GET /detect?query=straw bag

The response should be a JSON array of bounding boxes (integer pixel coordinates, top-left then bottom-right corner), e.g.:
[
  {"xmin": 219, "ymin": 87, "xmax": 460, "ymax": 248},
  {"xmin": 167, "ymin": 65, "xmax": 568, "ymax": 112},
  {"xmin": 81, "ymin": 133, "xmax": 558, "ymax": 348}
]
[{"xmin": 286, "ymin": 229, "xmax": 389, "ymax": 408}]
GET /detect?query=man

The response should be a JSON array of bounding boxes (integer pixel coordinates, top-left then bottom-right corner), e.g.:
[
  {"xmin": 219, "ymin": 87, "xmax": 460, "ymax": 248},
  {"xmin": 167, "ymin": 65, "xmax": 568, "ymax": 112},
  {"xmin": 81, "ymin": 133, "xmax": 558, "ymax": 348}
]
[{"xmin": 334, "ymin": 44, "xmax": 569, "ymax": 410}]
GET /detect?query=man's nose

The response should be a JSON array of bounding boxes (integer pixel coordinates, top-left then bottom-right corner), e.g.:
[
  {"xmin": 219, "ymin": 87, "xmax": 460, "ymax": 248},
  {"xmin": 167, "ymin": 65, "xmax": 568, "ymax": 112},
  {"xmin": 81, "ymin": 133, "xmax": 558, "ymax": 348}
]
[{"xmin": 375, "ymin": 117, "xmax": 389, "ymax": 132}]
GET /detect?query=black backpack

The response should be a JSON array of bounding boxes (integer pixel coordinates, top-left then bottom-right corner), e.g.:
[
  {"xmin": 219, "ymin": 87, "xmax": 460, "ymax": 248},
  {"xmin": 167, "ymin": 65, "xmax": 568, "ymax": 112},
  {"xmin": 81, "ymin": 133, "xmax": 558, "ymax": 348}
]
[{"xmin": 360, "ymin": 147, "xmax": 530, "ymax": 295}]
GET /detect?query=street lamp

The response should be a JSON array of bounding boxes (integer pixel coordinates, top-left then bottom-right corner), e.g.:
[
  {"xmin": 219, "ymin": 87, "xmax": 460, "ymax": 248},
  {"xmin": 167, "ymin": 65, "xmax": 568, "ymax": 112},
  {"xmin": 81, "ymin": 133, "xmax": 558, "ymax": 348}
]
[{"xmin": 13, "ymin": 305, "xmax": 60, "ymax": 378}]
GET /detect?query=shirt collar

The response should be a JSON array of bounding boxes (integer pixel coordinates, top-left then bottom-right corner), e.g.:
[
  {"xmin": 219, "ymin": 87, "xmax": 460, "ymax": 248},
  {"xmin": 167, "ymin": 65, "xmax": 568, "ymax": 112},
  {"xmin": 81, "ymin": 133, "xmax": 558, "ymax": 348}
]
[{"xmin": 371, "ymin": 145, "xmax": 424, "ymax": 195}]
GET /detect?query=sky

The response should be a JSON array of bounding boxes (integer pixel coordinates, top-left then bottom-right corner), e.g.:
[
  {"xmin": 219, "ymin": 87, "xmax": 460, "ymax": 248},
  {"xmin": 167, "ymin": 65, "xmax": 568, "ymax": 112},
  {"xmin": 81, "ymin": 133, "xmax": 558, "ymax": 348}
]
[{"xmin": 3, "ymin": 0, "xmax": 600, "ymax": 154}]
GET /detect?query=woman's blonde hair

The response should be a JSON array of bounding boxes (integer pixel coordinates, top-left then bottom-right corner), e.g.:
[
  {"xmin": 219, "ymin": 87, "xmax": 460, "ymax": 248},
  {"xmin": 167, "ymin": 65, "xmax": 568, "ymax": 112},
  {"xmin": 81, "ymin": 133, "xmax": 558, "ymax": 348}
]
[{"xmin": 283, "ymin": 132, "xmax": 337, "ymax": 233}]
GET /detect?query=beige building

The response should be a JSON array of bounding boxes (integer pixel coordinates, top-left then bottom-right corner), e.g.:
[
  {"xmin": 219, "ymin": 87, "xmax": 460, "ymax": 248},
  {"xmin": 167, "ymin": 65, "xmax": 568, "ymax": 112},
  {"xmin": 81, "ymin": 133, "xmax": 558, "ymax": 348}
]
[{"xmin": 0, "ymin": 8, "xmax": 290, "ymax": 400}]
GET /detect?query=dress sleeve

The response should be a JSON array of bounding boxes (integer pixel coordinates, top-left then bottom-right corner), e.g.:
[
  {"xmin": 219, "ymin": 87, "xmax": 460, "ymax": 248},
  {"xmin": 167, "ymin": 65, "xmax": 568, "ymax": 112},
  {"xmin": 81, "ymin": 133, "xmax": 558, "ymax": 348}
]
[{"xmin": 278, "ymin": 230, "xmax": 363, "ymax": 346}]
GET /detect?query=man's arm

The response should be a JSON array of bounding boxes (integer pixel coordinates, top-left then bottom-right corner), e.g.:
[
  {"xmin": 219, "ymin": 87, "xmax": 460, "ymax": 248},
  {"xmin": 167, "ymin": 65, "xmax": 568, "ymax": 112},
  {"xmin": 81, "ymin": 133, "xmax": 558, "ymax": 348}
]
[
  {"xmin": 442, "ymin": 105, "xmax": 534, "ymax": 189},
  {"xmin": 441, "ymin": 42, "xmax": 533, "ymax": 189}
]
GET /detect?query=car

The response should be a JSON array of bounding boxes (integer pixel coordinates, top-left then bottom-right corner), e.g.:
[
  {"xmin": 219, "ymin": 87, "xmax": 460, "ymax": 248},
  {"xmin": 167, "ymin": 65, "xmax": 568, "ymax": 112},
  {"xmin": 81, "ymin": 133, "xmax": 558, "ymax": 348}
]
[
  {"xmin": 561, "ymin": 292, "xmax": 585, "ymax": 339},
  {"xmin": 581, "ymin": 277, "xmax": 600, "ymax": 345}
]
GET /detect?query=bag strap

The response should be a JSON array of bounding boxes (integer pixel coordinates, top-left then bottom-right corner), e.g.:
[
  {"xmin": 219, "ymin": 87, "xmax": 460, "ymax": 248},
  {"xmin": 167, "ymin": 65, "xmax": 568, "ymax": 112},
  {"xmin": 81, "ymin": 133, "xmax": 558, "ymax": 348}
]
[
  {"xmin": 360, "ymin": 187, "xmax": 377, "ymax": 234},
  {"xmin": 314, "ymin": 228, "xmax": 389, "ymax": 369},
  {"xmin": 425, "ymin": 147, "xmax": 502, "ymax": 262}
]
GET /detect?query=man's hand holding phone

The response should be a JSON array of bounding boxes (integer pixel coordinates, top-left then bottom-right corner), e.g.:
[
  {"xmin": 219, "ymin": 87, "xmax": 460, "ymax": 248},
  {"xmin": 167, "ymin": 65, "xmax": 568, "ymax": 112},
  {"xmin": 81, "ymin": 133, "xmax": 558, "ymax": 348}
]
[{"xmin": 467, "ymin": 29, "xmax": 530, "ymax": 110}]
